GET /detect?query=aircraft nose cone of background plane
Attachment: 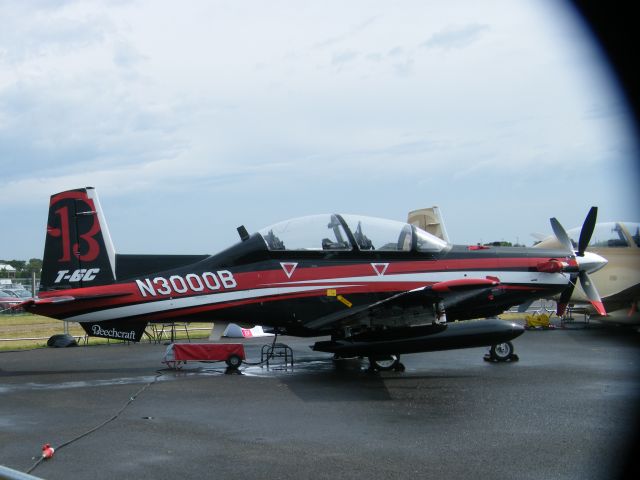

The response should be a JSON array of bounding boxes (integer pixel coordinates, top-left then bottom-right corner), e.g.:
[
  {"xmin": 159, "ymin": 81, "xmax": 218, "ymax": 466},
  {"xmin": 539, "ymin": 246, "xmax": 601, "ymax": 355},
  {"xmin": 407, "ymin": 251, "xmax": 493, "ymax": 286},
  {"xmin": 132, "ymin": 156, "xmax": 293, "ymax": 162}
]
[{"xmin": 577, "ymin": 251, "xmax": 608, "ymax": 274}]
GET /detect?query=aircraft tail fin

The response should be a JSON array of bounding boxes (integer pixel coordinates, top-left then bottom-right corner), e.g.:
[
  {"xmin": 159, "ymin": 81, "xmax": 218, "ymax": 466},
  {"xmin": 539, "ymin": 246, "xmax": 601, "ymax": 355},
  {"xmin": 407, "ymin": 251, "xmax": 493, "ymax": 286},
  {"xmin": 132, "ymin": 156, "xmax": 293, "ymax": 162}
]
[
  {"xmin": 407, "ymin": 206, "xmax": 451, "ymax": 243},
  {"xmin": 40, "ymin": 187, "xmax": 117, "ymax": 292}
]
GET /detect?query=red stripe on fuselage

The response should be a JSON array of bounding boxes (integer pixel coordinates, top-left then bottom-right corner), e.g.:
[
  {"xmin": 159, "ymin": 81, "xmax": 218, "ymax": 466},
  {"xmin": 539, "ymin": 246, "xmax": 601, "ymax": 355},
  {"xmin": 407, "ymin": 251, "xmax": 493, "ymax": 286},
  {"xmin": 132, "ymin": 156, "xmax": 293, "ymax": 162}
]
[
  {"xmin": 32, "ymin": 256, "xmax": 563, "ymax": 319},
  {"xmin": 250, "ymin": 257, "xmax": 565, "ymax": 282}
]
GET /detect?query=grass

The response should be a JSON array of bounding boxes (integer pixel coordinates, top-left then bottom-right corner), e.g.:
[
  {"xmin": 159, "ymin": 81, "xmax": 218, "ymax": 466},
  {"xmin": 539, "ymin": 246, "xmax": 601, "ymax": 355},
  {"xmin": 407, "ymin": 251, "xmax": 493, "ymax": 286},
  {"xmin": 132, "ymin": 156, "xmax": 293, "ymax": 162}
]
[{"xmin": 0, "ymin": 313, "xmax": 212, "ymax": 351}]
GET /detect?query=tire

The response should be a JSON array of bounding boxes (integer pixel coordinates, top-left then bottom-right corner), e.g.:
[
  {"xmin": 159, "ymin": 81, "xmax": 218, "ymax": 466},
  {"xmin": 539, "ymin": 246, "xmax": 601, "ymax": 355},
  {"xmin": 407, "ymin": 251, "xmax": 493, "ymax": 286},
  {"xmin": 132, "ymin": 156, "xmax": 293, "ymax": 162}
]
[
  {"xmin": 490, "ymin": 341, "xmax": 514, "ymax": 361},
  {"xmin": 393, "ymin": 362, "xmax": 406, "ymax": 372},
  {"xmin": 226, "ymin": 354, "xmax": 242, "ymax": 368},
  {"xmin": 47, "ymin": 334, "xmax": 78, "ymax": 348},
  {"xmin": 368, "ymin": 354, "xmax": 400, "ymax": 371}
]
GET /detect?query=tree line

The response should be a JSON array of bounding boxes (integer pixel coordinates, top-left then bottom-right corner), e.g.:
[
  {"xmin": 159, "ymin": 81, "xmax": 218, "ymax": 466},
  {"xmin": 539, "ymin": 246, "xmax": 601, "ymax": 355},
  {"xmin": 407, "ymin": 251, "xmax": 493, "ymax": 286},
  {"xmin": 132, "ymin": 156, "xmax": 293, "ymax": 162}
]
[{"xmin": 0, "ymin": 259, "xmax": 42, "ymax": 278}]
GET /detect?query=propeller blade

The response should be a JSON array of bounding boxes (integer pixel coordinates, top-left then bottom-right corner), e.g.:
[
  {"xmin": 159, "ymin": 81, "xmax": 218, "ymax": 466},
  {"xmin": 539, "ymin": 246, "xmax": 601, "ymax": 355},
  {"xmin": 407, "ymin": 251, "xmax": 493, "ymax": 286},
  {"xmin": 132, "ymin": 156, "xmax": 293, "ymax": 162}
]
[
  {"xmin": 577, "ymin": 206, "xmax": 598, "ymax": 256},
  {"xmin": 556, "ymin": 275, "xmax": 576, "ymax": 316},
  {"xmin": 579, "ymin": 271, "xmax": 606, "ymax": 316},
  {"xmin": 550, "ymin": 217, "xmax": 574, "ymax": 253}
]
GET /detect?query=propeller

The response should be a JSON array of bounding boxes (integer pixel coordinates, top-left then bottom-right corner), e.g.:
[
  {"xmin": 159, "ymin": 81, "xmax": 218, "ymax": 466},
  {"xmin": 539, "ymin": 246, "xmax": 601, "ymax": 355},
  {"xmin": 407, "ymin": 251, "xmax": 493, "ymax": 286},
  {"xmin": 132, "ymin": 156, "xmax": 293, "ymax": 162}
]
[
  {"xmin": 551, "ymin": 207, "xmax": 607, "ymax": 317},
  {"xmin": 550, "ymin": 217, "xmax": 574, "ymax": 253},
  {"xmin": 577, "ymin": 206, "xmax": 598, "ymax": 256},
  {"xmin": 556, "ymin": 273, "xmax": 578, "ymax": 316}
]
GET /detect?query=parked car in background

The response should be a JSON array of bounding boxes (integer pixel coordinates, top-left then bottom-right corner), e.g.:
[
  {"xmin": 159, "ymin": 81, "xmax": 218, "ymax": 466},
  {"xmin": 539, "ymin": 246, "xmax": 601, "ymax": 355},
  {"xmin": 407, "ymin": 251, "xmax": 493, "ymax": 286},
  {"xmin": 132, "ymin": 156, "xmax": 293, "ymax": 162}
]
[
  {"xmin": 0, "ymin": 292, "xmax": 23, "ymax": 313},
  {"xmin": 0, "ymin": 288, "xmax": 32, "ymax": 299},
  {"xmin": 0, "ymin": 288, "xmax": 31, "ymax": 313}
]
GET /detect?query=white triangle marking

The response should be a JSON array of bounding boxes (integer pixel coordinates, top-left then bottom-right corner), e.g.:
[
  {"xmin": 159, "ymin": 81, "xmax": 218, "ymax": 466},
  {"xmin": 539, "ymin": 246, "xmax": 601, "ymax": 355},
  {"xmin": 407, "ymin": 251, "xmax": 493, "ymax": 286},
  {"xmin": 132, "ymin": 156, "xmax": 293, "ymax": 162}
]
[
  {"xmin": 280, "ymin": 262, "xmax": 298, "ymax": 279},
  {"xmin": 371, "ymin": 263, "xmax": 389, "ymax": 276}
]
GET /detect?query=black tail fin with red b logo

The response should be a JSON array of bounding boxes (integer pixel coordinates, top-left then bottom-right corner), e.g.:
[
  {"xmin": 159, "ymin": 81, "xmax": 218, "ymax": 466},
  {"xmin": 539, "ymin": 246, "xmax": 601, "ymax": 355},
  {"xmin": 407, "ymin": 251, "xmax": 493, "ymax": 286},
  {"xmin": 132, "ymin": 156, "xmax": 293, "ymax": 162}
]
[{"xmin": 40, "ymin": 187, "xmax": 117, "ymax": 291}]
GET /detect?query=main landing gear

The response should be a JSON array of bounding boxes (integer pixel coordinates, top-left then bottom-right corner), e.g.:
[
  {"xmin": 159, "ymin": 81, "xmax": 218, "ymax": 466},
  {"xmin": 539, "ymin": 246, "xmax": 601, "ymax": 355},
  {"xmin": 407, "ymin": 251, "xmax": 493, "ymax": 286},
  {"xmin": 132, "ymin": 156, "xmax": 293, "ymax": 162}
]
[
  {"xmin": 484, "ymin": 341, "xmax": 519, "ymax": 363},
  {"xmin": 368, "ymin": 354, "xmax": 405, "ymax": 372}
]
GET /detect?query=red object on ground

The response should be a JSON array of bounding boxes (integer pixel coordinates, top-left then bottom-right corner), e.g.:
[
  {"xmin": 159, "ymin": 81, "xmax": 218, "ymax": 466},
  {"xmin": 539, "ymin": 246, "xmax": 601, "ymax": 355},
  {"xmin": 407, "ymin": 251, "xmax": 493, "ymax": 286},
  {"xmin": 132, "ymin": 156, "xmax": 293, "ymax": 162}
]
[
  {"xmin": 172, "ymin": 343, "xmax": 245, "ymax": 361},
  {"xmin": 163, "ymin": 343, "xmax": 246, "ymax": 368},
  {"xmin": 42, "ymin": 444, "xmax": 55, "ymax": 459}
]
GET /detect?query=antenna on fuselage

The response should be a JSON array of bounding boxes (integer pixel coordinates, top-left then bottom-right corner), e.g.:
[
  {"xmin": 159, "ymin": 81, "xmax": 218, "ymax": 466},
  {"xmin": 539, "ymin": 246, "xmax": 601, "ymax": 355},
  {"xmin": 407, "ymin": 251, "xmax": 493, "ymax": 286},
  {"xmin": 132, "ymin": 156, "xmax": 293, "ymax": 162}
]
[{"xmin": 237, "ymin": 225, "xmax": 250, "ymax": 241}]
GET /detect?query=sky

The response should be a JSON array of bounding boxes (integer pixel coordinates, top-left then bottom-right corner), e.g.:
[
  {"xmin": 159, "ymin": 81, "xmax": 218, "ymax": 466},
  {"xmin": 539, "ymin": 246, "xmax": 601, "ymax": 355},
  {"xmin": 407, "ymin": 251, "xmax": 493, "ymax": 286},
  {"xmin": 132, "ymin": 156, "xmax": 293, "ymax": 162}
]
[{"xmin": 0, "ymin": 0, "xmax": 638, "ymax": 259}]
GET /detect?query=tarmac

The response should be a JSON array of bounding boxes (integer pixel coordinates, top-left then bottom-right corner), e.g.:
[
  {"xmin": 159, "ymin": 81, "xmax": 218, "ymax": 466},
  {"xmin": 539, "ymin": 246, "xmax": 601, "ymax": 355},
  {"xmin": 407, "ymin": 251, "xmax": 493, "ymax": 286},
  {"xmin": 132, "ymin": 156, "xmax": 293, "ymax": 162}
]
[{"xmin": 1, "ymin": 323, "xmax": 639, "ymax": 480}]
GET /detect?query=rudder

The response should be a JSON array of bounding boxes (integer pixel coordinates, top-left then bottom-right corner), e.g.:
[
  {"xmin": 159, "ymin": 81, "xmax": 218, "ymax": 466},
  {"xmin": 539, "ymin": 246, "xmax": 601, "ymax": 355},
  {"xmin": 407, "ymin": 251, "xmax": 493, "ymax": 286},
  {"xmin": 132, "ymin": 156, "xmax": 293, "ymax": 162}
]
[{"xmin": 41, "ymin": 187, "xmax": 117, "ymax": 291}]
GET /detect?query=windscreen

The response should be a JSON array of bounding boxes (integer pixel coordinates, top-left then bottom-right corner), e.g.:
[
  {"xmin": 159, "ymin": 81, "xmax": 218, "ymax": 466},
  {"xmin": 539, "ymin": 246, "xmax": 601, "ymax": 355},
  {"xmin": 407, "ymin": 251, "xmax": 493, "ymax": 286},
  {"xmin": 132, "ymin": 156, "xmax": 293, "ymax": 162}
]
[
  {"xmin": 258, "ymin": 214, "xmax": 351, "ymax": 251},
  {"xmin": 340, "ymin": 214, "xmax": 447, "ymax": 252}
]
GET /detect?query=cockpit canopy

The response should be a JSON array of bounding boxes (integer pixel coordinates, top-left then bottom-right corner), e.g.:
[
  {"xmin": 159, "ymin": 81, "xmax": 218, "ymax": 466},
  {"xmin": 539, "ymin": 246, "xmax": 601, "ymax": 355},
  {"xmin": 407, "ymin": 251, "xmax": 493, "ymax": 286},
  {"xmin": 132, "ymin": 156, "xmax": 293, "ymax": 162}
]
[
  {"xmin": 567, "ymin": 221, "xmax": 640, "ymax": 248},
  {"xmin": 258, "ymin": 214, "xmax": 449, "ymax": 253}
]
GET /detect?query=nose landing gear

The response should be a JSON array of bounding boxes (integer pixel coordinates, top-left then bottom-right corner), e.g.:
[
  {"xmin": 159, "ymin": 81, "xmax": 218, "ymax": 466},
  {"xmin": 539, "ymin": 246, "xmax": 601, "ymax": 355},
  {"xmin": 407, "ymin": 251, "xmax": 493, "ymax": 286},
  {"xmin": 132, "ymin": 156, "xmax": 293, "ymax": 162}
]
[
  {"xmin": 484, "ymin": 341, "xmax": 519, "ymax": 362},
  {"xmin": 368, "ymin": 354, "xmax": 405, "ymax": 372}
]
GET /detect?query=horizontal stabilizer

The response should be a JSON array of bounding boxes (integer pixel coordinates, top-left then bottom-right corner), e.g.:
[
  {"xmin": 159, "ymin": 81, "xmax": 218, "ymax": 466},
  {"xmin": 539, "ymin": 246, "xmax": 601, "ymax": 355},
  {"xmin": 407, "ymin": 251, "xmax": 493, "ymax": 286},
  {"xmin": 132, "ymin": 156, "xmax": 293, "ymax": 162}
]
[
  {"xmin": 31, "ymin": 291, "xmax": 132, "ymax": 305},
  {"xmin": 23, "ymin": 296, "xmax": 76, "ymax": 306}
]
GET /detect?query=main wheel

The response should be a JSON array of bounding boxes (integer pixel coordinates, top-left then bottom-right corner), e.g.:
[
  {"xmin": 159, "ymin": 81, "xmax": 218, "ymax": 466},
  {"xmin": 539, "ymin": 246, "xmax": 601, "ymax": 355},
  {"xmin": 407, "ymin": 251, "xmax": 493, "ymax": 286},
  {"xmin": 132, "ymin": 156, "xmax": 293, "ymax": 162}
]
[
  {"xmin": 226, "ymin": 354, "xmax": 242, "ymax": 368},
  {"xmin": 47, "ymin": 333, "xmax": 78, "ymax": 348},
  {"xmin": 368, "ymin": 354, "xmax": 400, "ymax": 371},
  {"xmin": 489, "ymin": 341, "xmax": 514, "ymax": 362}
]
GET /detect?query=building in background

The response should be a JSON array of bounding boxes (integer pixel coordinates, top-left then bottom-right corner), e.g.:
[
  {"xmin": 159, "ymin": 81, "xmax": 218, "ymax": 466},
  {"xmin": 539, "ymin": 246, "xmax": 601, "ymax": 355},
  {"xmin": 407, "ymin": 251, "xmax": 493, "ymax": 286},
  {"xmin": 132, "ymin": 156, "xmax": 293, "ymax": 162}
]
[{"xmin": 0, "ymin": 264, "xmax": 16, "ymax": 278}]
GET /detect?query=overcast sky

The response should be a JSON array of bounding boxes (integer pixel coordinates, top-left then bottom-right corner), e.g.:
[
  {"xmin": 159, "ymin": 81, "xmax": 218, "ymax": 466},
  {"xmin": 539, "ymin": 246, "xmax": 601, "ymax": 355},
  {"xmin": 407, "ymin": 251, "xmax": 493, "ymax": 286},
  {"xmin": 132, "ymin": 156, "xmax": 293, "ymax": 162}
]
[{"xmin": 0, "ymin": 0, "xmax": 638, "ymax": 259}]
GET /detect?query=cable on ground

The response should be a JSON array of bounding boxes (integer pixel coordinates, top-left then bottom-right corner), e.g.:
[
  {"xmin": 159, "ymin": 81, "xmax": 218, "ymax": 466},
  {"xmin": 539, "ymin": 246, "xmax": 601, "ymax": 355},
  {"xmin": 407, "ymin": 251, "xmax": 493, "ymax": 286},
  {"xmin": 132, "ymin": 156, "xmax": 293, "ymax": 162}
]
[{"xmin": 25, "ymin": 370, "xmax": 165, "ymax": 475}]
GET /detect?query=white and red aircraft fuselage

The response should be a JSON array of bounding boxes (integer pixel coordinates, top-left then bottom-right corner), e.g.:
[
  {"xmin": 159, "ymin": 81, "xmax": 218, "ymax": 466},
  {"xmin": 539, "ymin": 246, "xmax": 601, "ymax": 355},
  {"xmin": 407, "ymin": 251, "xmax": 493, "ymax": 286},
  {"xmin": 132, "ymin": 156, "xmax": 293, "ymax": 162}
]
[{"xmin": 22, "ymin": 188, "xmax": 607, "ymax": 366}]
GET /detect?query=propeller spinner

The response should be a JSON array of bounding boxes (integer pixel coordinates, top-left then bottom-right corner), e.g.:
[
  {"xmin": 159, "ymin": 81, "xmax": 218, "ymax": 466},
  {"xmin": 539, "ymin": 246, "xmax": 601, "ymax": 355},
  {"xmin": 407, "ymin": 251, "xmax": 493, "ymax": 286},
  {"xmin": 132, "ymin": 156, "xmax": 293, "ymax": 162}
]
[{"xmin": 551, "ymin": 207, "xmax": 608, "ymax": 316}]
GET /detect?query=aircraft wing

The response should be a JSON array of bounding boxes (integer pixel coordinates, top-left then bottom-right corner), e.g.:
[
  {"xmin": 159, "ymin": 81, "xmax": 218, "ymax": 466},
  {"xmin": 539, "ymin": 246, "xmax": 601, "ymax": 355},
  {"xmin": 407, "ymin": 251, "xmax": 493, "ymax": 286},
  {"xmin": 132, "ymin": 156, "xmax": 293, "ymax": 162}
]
[
  {"xmin": 305, "ymin": 278, "xmax": 500, "ymax": 330},
  {"xmin": 601, "ymin": 283, "xmax": 640, "ymax": 313},
  {"xmin": 551, "ymin": 283, "xmax": 639, "ymax": 315}
]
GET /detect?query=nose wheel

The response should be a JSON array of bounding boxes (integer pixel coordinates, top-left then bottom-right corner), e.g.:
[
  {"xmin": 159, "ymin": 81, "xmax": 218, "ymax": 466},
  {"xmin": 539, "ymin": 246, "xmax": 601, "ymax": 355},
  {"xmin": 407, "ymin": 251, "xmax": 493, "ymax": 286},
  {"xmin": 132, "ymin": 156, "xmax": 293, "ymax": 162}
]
[
  {"xmin": 368, "ymin": 354, "xmax": 405, "ymax": 372},
  {"xmin": 484, "ymin": 341, "xmax": 519, "ymax": 362}
]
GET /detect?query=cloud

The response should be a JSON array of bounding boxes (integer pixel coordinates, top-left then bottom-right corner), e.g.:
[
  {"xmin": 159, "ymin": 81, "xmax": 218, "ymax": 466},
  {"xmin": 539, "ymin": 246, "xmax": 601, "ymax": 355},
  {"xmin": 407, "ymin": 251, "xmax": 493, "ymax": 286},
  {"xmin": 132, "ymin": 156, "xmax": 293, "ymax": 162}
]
[
  {"xmin": 113, "ymin": 41, "xmax": 147, "ymax": 70},
  {"xmin": 422, "ymin": 24, "xmax": 490, "ymax": 50},
  {"xmin": 365, "ymin": 52, "xmax": 382, "ymax": 63},
  {"xmin": 0, "ymin": 2, "xmax": 113, "ymax": 64},
  {"xmin": 387, "ymin": 46, "xmax": 404, "ymax": 57},
  {"xmin": 332, "ymin": 50, "xmax": 359, "ymax": 68},
  {"xmin": 0, "ymin": 78, "xmax": 188, "ymax": 181},
  {"xmin": 311, "ymin": 16, "xmax": 378, "ymax": 50},
  {"xmin": 583, "ymin": 101, "xmax": 629, "ymax": 120},
  {"xmin": 0, "ymin": 1, "xmax": 636, "ymax": 258}
]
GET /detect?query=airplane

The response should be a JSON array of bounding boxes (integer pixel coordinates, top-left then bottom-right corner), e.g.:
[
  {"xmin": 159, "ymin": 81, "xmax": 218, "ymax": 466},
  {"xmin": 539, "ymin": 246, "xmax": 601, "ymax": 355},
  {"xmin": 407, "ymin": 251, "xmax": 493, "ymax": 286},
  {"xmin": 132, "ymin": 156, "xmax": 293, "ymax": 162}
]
[
  {"xmin": 408, "ymin": 206, "xmax": 630, "ymax": 320},
  {"xmin": 0, "ymin": 293, "xmax": 23, "ymax": 313},
  {"xmin": 407, "ymin": 206, "xmax": 450, "ymax": 244},
  {"xmin": 21, "ymin": 187, "xmax": 608, "ymax": 370},
  {"xmin": 534, "ymin": 221, "xmax": 640, "ymax": 325}
]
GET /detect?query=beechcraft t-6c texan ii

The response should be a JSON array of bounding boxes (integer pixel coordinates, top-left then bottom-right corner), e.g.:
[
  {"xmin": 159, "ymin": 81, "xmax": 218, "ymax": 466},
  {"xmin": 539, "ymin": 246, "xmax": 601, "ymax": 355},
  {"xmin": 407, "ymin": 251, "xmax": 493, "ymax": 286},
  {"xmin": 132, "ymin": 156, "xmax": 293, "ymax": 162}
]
[{"xmin": 23, "ymin": 187, "xmax": 608, "ymax": 370}]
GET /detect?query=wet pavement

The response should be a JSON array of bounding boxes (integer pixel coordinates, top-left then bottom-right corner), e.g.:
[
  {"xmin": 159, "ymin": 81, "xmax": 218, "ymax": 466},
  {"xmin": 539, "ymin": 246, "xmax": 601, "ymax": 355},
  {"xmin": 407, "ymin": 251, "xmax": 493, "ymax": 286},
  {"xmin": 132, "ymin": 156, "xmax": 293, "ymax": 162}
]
[{"xmin": 1, "ymin": 325, "xmax": 639, "ymax": 480}]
